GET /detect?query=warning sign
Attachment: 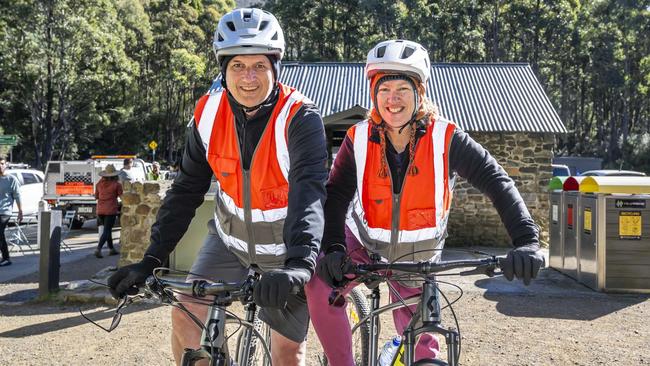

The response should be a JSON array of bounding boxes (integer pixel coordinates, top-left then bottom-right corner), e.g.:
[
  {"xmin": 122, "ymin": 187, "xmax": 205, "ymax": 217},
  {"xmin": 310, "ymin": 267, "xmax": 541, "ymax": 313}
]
[
  {"xmin": 56, "ymin": 182, "xmax": 93, "ymax": 195},
  {"xmin": 619, "ymin": 211, "xmax": 642, "ymax": 240},
  {"xmin": 584, "ymin": 208, "xmax": 592, "ymax": 234}
]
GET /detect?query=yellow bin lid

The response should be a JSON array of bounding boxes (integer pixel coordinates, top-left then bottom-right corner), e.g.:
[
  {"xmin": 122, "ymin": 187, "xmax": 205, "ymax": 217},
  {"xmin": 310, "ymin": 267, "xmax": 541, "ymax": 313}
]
[{"xmin": 579, "ymin": 176, "xmax": 650, "ymax": 194}]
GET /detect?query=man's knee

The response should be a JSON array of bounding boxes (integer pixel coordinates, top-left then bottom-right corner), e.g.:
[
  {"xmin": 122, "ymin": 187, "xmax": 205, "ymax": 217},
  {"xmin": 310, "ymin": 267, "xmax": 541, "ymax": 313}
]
[{"xmin": 271, "ymin": 330, "xmax": 306, "ymax": 366}]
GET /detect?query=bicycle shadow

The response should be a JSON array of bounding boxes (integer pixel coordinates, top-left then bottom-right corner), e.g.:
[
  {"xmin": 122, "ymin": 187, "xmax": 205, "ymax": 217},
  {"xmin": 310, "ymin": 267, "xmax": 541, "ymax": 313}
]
[
  {"xmin": 473, "ymin": 267, "xmax": 650, "ymax": 321},
  {"xmin": 0, "ymin": 302, "xmax": 159, "ymax": 338}
]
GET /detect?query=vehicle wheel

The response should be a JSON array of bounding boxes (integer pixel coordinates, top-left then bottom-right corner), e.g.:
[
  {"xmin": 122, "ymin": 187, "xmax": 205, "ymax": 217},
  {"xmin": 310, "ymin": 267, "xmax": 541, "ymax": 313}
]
[
  {"xmin": 323, "ymin": 287, "xmax": 371, "ymax": 366},
  {"xmin": 71, "ymin": 216, "xmax": 85, "ymax": 229}
]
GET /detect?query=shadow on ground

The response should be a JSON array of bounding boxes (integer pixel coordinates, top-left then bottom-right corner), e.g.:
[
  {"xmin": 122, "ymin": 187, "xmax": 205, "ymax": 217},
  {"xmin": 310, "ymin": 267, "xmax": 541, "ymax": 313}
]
[{"xmin": 475, "ymin": 268, "xmax": 650, "ymax": 321}]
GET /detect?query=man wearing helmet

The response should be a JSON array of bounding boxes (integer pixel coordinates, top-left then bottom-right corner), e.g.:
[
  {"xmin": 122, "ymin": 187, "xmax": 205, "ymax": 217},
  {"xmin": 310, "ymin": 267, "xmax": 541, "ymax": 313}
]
[
  {"xmin": 305, "ymin": 40, "xmax": 545, "ymax": 365},
  {"xmin": 108, "ymin": 8, "xmax": 327, "ymax": 365}
]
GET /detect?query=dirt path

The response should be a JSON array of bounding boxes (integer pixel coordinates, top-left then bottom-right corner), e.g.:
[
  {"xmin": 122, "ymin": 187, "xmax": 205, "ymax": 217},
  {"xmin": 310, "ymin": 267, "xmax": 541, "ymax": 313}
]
[{"xmin": 1, "ymin": 266, "xmax": 649, "ymax": 365}]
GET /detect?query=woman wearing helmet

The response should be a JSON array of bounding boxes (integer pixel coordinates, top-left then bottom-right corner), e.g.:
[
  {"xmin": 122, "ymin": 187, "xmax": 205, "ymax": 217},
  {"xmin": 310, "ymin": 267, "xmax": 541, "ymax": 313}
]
[
  {"xmin": 108, "ymin": 8, "xmax": 328, "ymax": 366},
  {"xmin": 305, "ymin": 40, "xmax": 544, "ymax": 364}
]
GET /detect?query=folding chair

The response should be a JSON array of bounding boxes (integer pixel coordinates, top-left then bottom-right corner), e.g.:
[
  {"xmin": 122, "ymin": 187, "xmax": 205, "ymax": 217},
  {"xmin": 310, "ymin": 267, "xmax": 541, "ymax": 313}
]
[
  {"xmin": 59, "ymin": 210, "xmax": 76, "ymax": 253},
  {"xmin": 6, "ymin": 215, "xmax": 36, "ymax": 254}
]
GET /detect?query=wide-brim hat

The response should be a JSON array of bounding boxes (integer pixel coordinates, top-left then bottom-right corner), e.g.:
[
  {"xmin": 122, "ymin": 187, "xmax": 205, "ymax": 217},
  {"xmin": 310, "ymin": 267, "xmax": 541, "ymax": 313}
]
[{"xmin": 99, "ymin": 164, "xmax": 120, "ymax": 177}]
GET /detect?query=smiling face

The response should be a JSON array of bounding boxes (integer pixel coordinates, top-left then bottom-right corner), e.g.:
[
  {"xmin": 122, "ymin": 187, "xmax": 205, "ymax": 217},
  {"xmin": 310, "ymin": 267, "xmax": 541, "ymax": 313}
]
[
  {"xmin": 375, "ymin": 78, "xmax": 416, "ymax": 129},
  {"xmin": 225, "ymin": 54, "xmax": 274, "ymax": 108}
]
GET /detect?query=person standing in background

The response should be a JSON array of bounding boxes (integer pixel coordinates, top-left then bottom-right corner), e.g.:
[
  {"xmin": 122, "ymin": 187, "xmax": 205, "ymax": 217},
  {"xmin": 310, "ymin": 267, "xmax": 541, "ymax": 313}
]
[
  {"xmin": 95, "ymin": 164, "xmax": 122, "ymax": 258},
  {"xmin": 0, "ymin": 156, "xmax": 22, "ymax": 267},
  {"xmin": 118, "ymin": 158, "xmax": 135, "ymax": 183}
]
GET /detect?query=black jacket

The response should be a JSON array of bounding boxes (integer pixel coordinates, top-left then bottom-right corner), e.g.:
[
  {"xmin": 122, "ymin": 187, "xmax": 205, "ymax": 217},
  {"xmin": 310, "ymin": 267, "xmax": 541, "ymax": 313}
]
[
  {"xmin": 322, "ymin": 121, "xmax": 539, "ymax": 251},
  {"xmin": 145, "ymin": 86, "xmax": 328, "ymax": 273}
]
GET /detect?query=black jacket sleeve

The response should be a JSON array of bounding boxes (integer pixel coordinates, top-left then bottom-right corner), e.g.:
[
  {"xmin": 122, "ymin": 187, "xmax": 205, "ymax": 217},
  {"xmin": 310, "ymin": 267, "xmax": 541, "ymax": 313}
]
[
  {"xmin": 145, "ymin": 125, "xmax": 213, "ymax": 261},
  {"xmin": 321, "ymin": 135, "xmax": 357, "ymax": 252},
  {"xmin": 284, "ymin": 103, "xmax": 329, "ymax": 273},
  {"xmin": 449, "ymin": 129, "xmax": 539, "ymax": 247}
]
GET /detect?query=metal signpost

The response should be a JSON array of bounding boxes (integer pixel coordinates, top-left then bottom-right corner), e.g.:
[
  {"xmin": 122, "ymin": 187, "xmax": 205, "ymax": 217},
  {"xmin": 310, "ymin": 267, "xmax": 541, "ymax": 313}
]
[{"xmin": 149, "ymin": 140, "xmax": 158, "ymax": 162}]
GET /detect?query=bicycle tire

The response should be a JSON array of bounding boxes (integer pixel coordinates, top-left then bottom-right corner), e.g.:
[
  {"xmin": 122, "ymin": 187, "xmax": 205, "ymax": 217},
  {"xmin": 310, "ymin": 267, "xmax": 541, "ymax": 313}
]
[
  {"xmin": 413, "ymin": 358, "xmax": 447, "ymax": 366},
  {"xmin": 323, "ymin": 287, "xmax": 371, "ymax": 366},
  {"xmin": 233, "ymin": 310, "xmax": 271, "ymax": 366}
]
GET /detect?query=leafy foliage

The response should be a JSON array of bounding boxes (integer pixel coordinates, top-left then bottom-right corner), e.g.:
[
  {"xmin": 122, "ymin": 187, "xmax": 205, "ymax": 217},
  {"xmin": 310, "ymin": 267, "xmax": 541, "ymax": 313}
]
[{"xmin": 0, "ymin": 0, "xmax": 648, "ymax": 173}]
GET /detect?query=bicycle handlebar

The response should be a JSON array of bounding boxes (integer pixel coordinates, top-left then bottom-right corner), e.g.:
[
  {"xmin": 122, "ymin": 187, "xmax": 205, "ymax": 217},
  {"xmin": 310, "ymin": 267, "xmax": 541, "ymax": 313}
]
[
  {"xmin": 144, "ymin": 276, "xmax": 255, "ymax": 301},
  {"xmin": 347, "ymin": 255, "xmax": 506, "ymax": 278}
]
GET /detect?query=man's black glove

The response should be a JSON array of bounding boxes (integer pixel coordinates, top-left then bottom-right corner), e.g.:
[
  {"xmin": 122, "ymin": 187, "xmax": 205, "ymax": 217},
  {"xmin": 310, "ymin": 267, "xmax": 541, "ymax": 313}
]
[
  {"xmin": 316, "ymin": 244, "xmax": 352, "ymax": 288},
  {"xmin": 107, "ymin": 256, "xmax": 159, "ymax": 299},
  {"xmin": 501, "ymin": 244, "xmax": 545, "ymax": 285},
  {"xmin": 253, "ymin": 266, "xmax": 311, "ymax": 308}
]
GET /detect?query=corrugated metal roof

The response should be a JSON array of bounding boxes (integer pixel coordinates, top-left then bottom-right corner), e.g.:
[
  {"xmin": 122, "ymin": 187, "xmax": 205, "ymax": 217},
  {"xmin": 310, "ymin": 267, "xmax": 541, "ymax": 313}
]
[{"xmin": 211, "ymin": 62, "xmax": 566, "ymax": 133}]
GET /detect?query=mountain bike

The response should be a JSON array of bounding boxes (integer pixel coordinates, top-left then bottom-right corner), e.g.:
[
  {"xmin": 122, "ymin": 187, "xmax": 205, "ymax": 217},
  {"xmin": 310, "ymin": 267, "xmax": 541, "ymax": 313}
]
[
  {"xmin": 328, "ymin": 252, "xmax": 505, "ymax": 366},
  {"xmin": 82, "ymin": 269, "xmax": 271, "ymax": 366}
]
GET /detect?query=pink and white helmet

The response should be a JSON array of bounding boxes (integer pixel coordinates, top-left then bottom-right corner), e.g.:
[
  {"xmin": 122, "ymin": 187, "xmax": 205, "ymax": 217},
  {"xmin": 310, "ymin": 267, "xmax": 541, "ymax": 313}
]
[{"xmin": 365, "ymin": 40, "xmax": 431, "ymax": 83}]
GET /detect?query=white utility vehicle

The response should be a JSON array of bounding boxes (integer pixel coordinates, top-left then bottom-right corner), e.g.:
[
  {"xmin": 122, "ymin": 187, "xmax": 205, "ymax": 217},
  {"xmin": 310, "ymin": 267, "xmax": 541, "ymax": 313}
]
[{"xmin": 43, "ymin": 155, "xmax": 147, "ymax": 228}]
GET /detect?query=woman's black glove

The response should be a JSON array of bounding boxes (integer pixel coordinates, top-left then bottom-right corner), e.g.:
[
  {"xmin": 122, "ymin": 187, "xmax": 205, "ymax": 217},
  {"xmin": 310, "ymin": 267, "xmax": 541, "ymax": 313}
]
[
  {"xmin": 107, "ymin": 256, "xmax": 159, "ymax": 298},
  {"xmin": 501, "ymin": 244, "xmax": 545, "ymax": 285},
  {"xmin": 316, "ymin": 244, "xmax": 352, "ymax": 288}
]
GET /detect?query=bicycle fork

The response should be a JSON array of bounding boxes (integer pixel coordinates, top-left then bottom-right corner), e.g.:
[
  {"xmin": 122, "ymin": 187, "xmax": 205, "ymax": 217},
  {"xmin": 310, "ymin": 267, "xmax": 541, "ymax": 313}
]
[
  {"xmin": 235, "ymin": 302, "xmax": 260, "ymax": 365},
  {"xmin": 403, "ymin": 280, "xmax": 460, "ymax": 366}
]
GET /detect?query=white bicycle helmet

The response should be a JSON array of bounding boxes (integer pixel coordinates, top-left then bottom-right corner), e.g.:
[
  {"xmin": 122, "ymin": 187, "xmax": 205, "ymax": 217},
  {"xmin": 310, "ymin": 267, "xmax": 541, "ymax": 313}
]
[
  {"xmin": 365, "ymin": 40, "xmax": 431, "ymax": 83},
  {"xmin": 213, "ymin": 8, "xmax": 285, "ymax": 63}
]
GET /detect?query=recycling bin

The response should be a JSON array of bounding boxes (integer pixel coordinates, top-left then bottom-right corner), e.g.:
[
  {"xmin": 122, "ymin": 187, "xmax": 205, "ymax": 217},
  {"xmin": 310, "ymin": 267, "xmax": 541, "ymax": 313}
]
[
  {"xmin": 578, "ymin": 177, "xmax": 650, "ymax": 293},
  {"xmin": 549, "ymin": 177, "xmax": 568, "ymax": 270},
  {"xmin": 561, "ymin": 176, "xmax": 586, "ymax": 280}
]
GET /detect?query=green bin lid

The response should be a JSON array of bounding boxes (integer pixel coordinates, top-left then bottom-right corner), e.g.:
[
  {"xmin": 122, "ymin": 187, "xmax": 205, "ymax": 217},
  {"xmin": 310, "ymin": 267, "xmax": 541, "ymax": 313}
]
[
  {"xmin": 548, "ymin": 176, "xmax": 568, "ymax": 190},
  {"xmin": 579, "ymin": 176, "xmax": 650, "ymax": 194}
]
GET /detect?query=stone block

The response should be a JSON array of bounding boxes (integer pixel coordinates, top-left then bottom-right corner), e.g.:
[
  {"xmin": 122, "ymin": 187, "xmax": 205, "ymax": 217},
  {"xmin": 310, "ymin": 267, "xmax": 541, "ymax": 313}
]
[
  {"xmin": 143, "ymin": 183, "xmax": 160, "ymax": 195},
  {"xmin": 121, "ymin": 193, "xmax": 140, "ymax": 205},
  {"xmin": 135, "ymin": 204, "xmax": 151, "ymax": 215}
]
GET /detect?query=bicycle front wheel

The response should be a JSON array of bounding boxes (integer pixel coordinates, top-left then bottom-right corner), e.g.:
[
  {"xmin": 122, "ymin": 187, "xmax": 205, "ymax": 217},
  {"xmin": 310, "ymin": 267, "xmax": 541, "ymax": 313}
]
[{"xmin": 322, "ymin": 287, "xmax": 371, "ymax": 366}]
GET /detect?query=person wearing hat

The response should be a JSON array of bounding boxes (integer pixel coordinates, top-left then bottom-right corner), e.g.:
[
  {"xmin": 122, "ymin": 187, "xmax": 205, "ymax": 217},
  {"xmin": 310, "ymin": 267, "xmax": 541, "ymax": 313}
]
[
  {"xmin": 108, "ymin": 8, "xmax": 327, "ymax": 365},
  {"xmin": 305, "ymin": 40, "xmax": 545, "ymax": 364},
  {"xmin": 94, "ymin": 164, "xmax": 122, "ymax": 258}
]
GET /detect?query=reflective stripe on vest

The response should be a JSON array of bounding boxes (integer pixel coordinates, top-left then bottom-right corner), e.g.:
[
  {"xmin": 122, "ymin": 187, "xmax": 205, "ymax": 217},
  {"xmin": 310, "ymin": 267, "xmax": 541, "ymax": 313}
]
[
  {"xmin": 194, "ymin": 83, "xmax": 309, "ymax": 259},
  {"xmin": 345, "ymin": 118, "xmax": 457, "ymax": 262}
]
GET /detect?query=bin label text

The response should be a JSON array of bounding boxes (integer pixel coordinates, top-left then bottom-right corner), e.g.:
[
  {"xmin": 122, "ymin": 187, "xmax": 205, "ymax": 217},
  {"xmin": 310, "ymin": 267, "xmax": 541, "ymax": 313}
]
[{"xmin": 619, "ymin": 211, "xmax": 642, "ymax": 240}]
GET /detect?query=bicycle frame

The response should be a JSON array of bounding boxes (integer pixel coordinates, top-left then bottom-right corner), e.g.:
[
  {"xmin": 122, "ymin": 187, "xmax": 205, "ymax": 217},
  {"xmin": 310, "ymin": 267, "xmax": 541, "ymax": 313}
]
[
  {"xmin": 178, "ymin": 280, "xmax": 272, "ymax": 366},
  {"xmin": 346, "ymin": 256, "xmax": 502, "ymax": 366},
  {"xmin": 354, "ymin": 279, "xmax": 455, "ymax": 366}
]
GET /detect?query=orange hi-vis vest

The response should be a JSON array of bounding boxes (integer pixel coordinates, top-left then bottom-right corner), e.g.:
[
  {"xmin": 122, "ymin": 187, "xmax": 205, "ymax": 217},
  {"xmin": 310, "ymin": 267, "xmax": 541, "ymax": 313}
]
[
  {"xmin": 345, "ymin": 118, "xmax": 457, "ymax": 263},
  {"xmin": 194, "ymin": 83, "xmax": 309, "ymax": 265}
]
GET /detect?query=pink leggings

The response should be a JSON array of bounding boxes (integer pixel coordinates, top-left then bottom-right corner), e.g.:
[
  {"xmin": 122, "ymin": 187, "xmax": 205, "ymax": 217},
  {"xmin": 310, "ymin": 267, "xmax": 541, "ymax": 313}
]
[{"xmin": 305, "ymin": 228, "xmax": 439, "ymax": 366}]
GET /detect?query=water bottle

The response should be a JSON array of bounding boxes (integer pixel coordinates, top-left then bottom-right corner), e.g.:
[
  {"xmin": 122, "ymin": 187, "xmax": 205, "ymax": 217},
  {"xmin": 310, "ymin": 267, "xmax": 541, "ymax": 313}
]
[{"xmin": 377, "ymin": 336, "xmax": 401, "ymax": 366}]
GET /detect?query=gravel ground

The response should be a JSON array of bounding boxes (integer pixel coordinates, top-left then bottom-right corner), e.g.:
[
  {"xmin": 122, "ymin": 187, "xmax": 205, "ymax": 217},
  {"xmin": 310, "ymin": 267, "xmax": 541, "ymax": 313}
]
[{"xmin": 1, "ymin": 251, "xmax": 649, "ymax": 365}]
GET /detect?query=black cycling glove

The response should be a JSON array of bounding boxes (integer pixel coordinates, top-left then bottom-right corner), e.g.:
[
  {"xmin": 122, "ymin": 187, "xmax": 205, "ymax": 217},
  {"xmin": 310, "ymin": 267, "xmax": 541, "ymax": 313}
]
[
  {"xmin": 316, "ymin": 244, "xmax": 352, "ymax": 288},
  {"xmin": 253, "ymin": 266, "xmax": 311, "ymax": 308},
  {"xmin": 501, "ymin": 244, "xmax": 545, "ymax": 285},
  {"xmin": 107, "ymin": 256, "xmax": 159, "ymax": 299}
]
